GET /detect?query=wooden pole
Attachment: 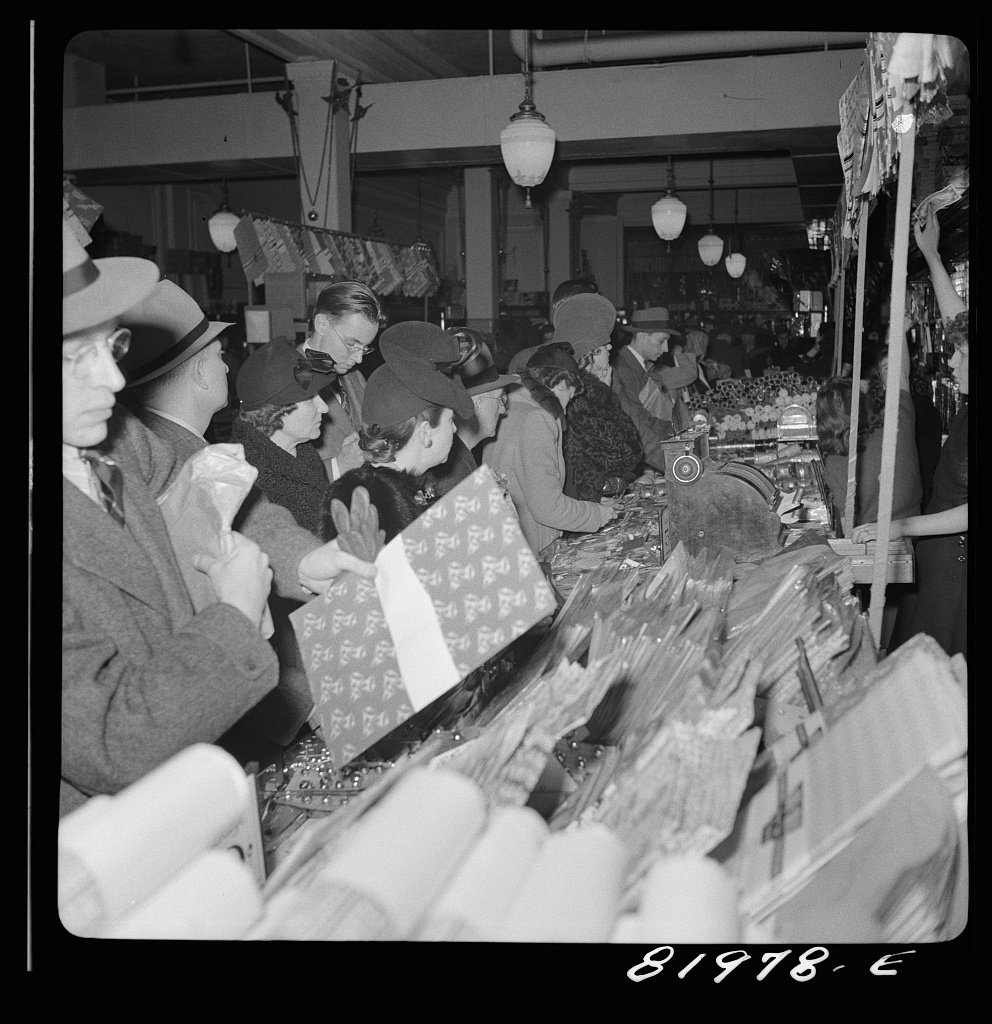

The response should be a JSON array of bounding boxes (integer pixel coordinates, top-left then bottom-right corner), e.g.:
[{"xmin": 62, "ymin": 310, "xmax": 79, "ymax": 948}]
[
  {"xmin": 832, "ymin": 256, "xmax": 846, "ymax": 376},
  {"xmin": 868, "ymin": 122, "xmax": 916, "ymax": 648},
  {"xmin": 827, "ymin": 254, "xmax": 843, "ymax": 376},
  {"xmin": 843, "ymin": 196, "xmax": 871, "ymax": 535}
]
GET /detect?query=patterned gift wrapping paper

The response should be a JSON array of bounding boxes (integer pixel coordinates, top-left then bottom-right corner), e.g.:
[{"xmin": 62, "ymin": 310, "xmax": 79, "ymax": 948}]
[{"xmin": 291, "ymin": 466, "xmax": 558, "ymax": 767}]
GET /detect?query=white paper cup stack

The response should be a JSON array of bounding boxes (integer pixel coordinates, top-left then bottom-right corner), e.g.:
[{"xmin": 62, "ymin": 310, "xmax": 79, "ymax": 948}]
[
  {"xmin": 100, "ymin": 849, "xmax": 262, "ymax": 939},
  {"xmin": 416, "ymin": 805, "xmax": 549, "ymax": 941},
  {"xmin": 262, "ymin": 767, "xmax": 487, "ymax": 940},
  {"xmin": 58, "ymin": 744, "xmax": 255, "ymax": 937},
  {"xmin": 616, "ymin": 855, "xmax": 742, "ymax": 944},
  {"xmin": 495, "ymin": 823, "xmax": 628, "ymax": 942}
]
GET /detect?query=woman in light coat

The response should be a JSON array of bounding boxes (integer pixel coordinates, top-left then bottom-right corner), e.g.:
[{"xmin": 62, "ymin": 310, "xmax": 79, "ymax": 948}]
[{"xmin": 483, "ymin": 344, "xmax": 617, "ymax": 557}]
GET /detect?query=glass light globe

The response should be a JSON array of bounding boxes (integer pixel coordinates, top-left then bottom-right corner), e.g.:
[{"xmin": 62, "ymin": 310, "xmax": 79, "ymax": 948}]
[
  {"xmin": 500, "ymin": 112, "xmax": 556, "ymax": 187},
  {"xmin": 698, "ymin": 232, "xmax": 724, "ymax": 267},
  {"xmin": 725, "ymin": 252, "xmax": 747, "ymax": 278},
  {"xmin": 208, "ymin": 209, "xmax": 241, "ymax": 253},
  {"xmin": 651, "ymin": 193, "xmax": 687, "ymax": 241}
]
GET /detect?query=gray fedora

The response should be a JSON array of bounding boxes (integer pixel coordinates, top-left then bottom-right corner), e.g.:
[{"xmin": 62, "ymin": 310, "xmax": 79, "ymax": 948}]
[{"xmin": 621, "ymin": 306, "xmax": 681, "ymax": 335}]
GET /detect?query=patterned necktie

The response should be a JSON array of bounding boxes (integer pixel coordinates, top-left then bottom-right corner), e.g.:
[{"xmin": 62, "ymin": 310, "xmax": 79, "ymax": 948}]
[
  {"xmin": 331, "ymin": 375, "xmax": 350, "ymax": 416},
  {"xmin": 81, "ymin": 450, "xmax": 125, "ymax": 527}
]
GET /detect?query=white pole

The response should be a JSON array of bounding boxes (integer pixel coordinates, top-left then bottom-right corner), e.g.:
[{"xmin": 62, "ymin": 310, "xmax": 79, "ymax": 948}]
[
  {"xmin": 843, "ymin": 196, "xmax": 870, "ymax": 535},
  {"xmin": 868, "ymin": 123, "xmax": 915, "ymax": 648},
  {"xmin": 832, "ymin": 258, "xmax": 845, "ymax": 376}
]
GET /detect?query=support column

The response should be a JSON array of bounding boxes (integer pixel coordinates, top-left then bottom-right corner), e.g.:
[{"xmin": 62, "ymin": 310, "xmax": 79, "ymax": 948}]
[
  {"xmin": 567, "ymin": 192, "xmax": 583, "ymax": 280},
  {"xmin": 463, "ymin": 166, "xmax": 499, "ymax": 335},
  {"xmin": 868, "ymin": 126, "xmax": 916, "ymax": 650},
  {"xmin": 546, "ymin": 188, "xmax": 571, "ymax": 311},
  {"xmin": 286, "ymin": 60, "xmax": 352, "ymax": 233}
]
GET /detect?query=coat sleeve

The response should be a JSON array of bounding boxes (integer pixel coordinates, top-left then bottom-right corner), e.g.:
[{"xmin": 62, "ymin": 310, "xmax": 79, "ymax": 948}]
[
  {"xmin": 611, "ymin": 354, "xmax": 674, "ymax": 471},
  {"xmin": 514, "ymin": 409, "xmax": 614, "ymax": 535},
  {"xmin": 61, "ymin": 578, "xmax": 279, "ymax": 804},
  {"xmin": 234, "ymin": 488, "xmax": 321, "ymax": 600}
]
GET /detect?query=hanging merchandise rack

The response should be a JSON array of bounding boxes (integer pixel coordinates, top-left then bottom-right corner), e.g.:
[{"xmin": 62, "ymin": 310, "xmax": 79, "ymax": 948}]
[{"xmin": 232, "ymin": 210, "xmax": 441, "ymax": 301}]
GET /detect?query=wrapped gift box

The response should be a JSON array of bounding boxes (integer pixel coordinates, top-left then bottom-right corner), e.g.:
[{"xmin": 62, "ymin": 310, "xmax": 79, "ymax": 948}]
[{"xmin": 290, "ymin": 466, "xmax": 558, "ymax": 767}]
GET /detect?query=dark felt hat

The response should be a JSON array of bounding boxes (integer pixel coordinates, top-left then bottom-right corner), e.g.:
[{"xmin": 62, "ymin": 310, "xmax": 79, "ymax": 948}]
[
  {"xmin": 508, "ymin": 344, "xmax": 544, "ymax": 375},
  {"xmin": 363, "ymin": 359, "xmax": 473, "ymax": 428},
  {"xmin": 236, "ymin": 338, "xmax": 333, "ymax": 411},
  {"xmin": 118, "ymin": 280, "xmax": 234, "ymax": 385},
  {"xmin": 551, "ymin": 293, "xmax": 617, "ymax": 361},
  {"xmin": 380, "ymin": 320, "xmax": 463, "ymax": 369},
  {"xmin": 620, "ymin": 306, "xmax": 681, "ymax": 335},
  {"xmin": 526, "ymin": 343, "xmax": 581, "ymax": 376},
  {"xmin": 457, "ymin": 341, "xmax": 520, "ymax": 396},
  {"xmin": 377, "ymin": 320, "xmax": 475, "ymax": 418}
]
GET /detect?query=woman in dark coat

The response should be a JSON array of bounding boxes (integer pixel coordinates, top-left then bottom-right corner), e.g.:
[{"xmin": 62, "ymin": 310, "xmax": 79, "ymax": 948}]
[
  {"xmin": 549, "ymin": 292, "xmax": 644, "ymax": 500},
  {"xmin": 320, "ymin": 321, "xmax": 476, "ymax": 544},
  {"xmin": 231, "ymin": 338, "xmax": 333, "ymax": 536}
]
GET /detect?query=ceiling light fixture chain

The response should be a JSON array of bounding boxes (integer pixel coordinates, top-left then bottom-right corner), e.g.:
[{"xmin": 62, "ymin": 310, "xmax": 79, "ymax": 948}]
[
  {"xmin": 725, "ymin": 187, "xmax": 747, "ymax": 279},
  {"xmin": 277, "ymin": 71, "xmax": 336, "ymax": 223},
  {"xmin": 651, "ymin": 153, "xmax": 687, "ymax": 249},
  {"xmin": 500, "ymin": 29, "xmax": 556, "ymax": 209},
  {"xmin": 349, "ymin": 75, "xmax": 373, "ymax": 189},
  {"xmin": 697, "ymin": 156, "xmax": 724, "ymax": 267}
]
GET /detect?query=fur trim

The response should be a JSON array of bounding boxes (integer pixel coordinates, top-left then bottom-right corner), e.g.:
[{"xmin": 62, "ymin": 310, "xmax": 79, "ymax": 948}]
[
  {"xmin": 321, "ymin": 463, "xmax": 433, "ymax": 543},
  {"xmin": 564, "ymin": 370, "xmax": 644, "ymax": 501}
]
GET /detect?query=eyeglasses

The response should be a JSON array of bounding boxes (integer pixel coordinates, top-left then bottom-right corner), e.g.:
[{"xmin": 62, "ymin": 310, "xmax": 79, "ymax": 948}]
[
  {"xmin": 327, "ymin": 322, "xmax": 376, "ymax": 359},
  {"xmin": 63, "ymin": 328, "xmax": 131, "ymax": 379}
]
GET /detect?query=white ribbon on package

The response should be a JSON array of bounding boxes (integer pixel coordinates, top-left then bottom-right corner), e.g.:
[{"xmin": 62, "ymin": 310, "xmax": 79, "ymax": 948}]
[{"xmin": 374, "ymin": 532, "xmax": 460, "ymax": 711}]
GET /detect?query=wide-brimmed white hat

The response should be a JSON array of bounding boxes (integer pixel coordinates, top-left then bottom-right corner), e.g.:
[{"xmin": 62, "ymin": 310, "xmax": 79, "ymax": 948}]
[
  {"xmin": 118, "ymin": 280, "xmax": 234, "ymax": 386},
  {"xmin": 62, "ymin": 217, "xmax": 160, "ymax": 337}
]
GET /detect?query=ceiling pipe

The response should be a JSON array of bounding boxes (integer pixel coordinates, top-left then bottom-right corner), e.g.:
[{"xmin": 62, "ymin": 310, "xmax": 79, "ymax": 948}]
[{"xmin": 510, "ymin": 30, "xmax": 868, "ymax": 68}]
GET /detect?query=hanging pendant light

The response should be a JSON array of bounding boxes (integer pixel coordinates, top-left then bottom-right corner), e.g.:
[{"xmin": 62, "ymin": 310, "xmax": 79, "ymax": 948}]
[
  {"xmin": 651, "ymin": 155, "xmax": 687, "ymax": 249},
  {"xmin": 500, "ymin": 29, "xmax": 556, "ymax": 209},
  {"xmin": 208, "ymin": 180, "xmax": 240, "ymax": 253},
  {"xmin": 697, "ymin": 158, "xmax": 723, "ymax": 267},
  {"xmin": 725, "ymin": 188, "xmax": 747, "ymax": 279}
]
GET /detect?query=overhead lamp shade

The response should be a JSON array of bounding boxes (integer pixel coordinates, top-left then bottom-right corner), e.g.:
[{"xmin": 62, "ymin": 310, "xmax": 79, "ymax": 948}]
[
  {"xmin": 208, "ymin": 209, "xmax": 240, "ymax": 253},
  {"xmin": 651, "ymin": 193, "xmax": 688, "ymax": 241},
  {"xmin": 725, "ymin": 252, "xmax": 747, "ymax": 278},
  {"xmin": 500, "ymin": 112, "xmax": 556, "ymax": 188},
  {"xmin": 697, "ymin": 232, "xmax": 724, "ymax": 267}
]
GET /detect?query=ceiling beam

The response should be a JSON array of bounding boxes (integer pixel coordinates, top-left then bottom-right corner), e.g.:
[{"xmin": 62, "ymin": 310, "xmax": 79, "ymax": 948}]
[
  {"xmin": 227, "ymin": 28, "xmax": 467, "ymax": 83},
  {"xmin": 226, "ymin": 29, "xmax": 316, "ymax": 64}
]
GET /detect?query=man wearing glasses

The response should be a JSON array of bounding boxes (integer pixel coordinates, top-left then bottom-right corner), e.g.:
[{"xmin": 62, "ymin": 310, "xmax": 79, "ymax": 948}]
[
  {"xmin": 61, "ymin": 221, "xmax": 375, "ymax": 817},
  {"xmin": 299, "ymin": 281, "xmax": 383, "ymax": 481}
]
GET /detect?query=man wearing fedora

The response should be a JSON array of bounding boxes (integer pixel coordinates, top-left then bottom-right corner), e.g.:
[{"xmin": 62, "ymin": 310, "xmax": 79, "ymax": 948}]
[
  {"xmin": 61, "ymin": 220, "xmax": 376, "ymax": 815},
  {"xmin": 118, "ymin": 279, "xmax": 237, "ymax": 461},
  {"xmin": 612, "ymin": 306, "xmax": 680, "ymax": 472},
  {"xmin": 118, "ymin": 281, "xmax": 360, "ymax": 757}
]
